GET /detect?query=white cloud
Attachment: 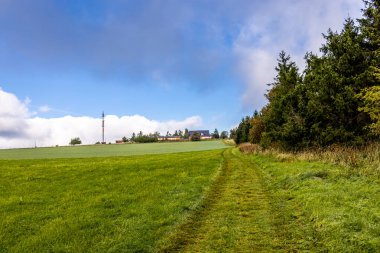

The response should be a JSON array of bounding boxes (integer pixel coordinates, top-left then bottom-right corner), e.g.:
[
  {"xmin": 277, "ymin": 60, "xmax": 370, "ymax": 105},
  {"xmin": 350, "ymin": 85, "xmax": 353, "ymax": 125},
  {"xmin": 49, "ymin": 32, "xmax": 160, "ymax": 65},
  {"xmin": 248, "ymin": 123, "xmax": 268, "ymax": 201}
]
[
  {"xmin": 234, "ymin": 46, "xmax": 276, "ymax": 109},
  {"xmin": 234, "ymin": 0, "xmax": 363, "ymax": 110},
  {"xmin": 38, "ymin": 105, "xmax": 51, "ymax": 113},
  {"xmin": 0, "ymin": 89, "xmax": 202, "ymax": 149},
  {"xmin": 0, "ymin": 87, "xmax": 29, "ymax": 138}
]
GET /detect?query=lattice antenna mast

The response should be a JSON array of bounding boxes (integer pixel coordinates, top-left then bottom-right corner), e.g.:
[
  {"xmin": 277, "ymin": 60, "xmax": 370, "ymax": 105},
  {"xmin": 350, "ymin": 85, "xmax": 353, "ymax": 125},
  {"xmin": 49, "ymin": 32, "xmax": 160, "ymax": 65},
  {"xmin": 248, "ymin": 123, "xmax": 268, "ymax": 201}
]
[{"xmin": 102, "ymin": 112, "xmax": 105, "ymax": 143}]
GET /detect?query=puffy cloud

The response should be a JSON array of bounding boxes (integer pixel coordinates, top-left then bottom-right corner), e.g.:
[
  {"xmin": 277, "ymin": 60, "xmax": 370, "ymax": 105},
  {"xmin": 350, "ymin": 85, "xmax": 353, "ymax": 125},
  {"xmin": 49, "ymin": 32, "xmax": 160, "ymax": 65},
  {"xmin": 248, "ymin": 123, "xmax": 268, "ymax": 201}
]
[
  {"xmin": 0, "ymin": 87, "xmax": 29, "ymax": 138},
  {"xmin": 0, "ymin": 89, "xmax": 202, "ymax": 148},
  {"xmin": 233, "ymin": 0, "xmax": 363, "ymax": 110},
  {"xmin": 234, "ymin": 47, "xmax": 276, "ymax": 110}
]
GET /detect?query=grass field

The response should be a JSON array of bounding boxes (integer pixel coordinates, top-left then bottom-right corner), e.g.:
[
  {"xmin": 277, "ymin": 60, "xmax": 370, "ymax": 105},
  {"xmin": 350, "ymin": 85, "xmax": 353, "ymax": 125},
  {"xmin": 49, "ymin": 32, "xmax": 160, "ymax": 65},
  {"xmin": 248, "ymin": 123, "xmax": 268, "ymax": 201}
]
[
  {"xmin": 0, "ymin": 140, "xmax": 228, "ymax": 160},
  {"xmin": 0, "ymin": 149, "xmax": 224, "ymax": 252},
  {"xmin": 251, "ymin": 153, "xmax": 380, "ymax": 252},
  {"xmin": 1, "ymin": 143, "xmax": 379, "ymax": 252},
  {"xmin": 158, "ymin": 149, "xmax": 380, "ymax": 252},
  {"xmin": 158, "ymin": 148, "xmax": 278, "ymax": 252}
]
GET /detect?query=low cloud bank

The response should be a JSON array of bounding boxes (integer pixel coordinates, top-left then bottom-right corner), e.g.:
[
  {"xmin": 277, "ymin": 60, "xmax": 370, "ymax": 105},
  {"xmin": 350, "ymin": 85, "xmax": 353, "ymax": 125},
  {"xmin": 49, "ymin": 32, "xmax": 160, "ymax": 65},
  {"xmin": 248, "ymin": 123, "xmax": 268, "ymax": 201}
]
[{"xmin": 0, "ymin": 88, "xmax": 202, "ymax": 148}]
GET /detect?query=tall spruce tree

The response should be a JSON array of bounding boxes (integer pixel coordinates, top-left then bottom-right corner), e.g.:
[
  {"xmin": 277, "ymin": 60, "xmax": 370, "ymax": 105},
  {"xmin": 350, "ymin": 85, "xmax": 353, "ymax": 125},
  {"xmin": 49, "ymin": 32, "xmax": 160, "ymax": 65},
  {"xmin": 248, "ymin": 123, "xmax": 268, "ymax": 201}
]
[
  {"xmin": 233, "ymin": 117, "xmax": 252, "ymax": 144},
  {"xmin": 358, "ymin": 0, "xmax": 380, "ymax": 138},
  {"xmin": 302, "ymin": 19, "xmax": 371, "ymax": 146},
  {"xmin": 261, "ymin": 51, "xmax": 303, "ymax": 149}
]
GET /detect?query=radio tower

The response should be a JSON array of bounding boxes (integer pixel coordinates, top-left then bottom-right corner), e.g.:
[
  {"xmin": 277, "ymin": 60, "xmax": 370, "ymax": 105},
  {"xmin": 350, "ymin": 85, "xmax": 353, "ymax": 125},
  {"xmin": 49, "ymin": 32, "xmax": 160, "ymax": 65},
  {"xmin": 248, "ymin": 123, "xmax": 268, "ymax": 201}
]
[{"xmin": 102, "ymin": 112, "xmax": 105, "ymax": 144}]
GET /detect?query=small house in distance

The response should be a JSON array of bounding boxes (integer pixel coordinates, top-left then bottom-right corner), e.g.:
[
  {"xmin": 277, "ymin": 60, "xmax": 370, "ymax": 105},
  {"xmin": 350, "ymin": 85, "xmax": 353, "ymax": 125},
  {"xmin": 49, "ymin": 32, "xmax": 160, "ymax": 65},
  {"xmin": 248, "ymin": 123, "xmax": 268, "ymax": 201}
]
[
  {"xmin": 189, "ymin": 130, "xmax": 212, "ymax": 140},
  {"xmin": 158, "ymin": 136, "xmax": 182, "ymax": 141}
]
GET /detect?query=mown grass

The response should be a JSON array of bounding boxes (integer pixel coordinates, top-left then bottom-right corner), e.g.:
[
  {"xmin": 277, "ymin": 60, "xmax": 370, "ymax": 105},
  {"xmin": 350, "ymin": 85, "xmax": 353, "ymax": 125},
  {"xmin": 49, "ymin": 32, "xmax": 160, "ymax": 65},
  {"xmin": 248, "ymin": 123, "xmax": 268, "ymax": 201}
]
[
  {"xmin": 0, "ymin": 149, "xmax": 224, "ymax": 252},
  {"xmin": 158, "ymin": 148, "xmax": 279, "ymax": 252},
  {"xmin": 250, "ymin": 153, "xmax": 380, "ymax": 252},
  {"xmin": 159, "ymin": 146, "xmax": 379, "ymax": 252},
  {"xmin": 2, "ymin": 143, "xmax": 378, "ymax": 252},
  {"xmin": 0, "ymin": 140, "xmax": 228, "ymax": 160}
]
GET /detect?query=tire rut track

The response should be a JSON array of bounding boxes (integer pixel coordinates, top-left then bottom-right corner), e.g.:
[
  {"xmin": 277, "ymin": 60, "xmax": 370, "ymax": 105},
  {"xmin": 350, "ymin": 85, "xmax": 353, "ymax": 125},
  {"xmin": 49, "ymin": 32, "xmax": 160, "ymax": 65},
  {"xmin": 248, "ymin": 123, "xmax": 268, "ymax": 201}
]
[{"xmin": 158, "ymin": 148, "xmax": 277, "ymax": 252}]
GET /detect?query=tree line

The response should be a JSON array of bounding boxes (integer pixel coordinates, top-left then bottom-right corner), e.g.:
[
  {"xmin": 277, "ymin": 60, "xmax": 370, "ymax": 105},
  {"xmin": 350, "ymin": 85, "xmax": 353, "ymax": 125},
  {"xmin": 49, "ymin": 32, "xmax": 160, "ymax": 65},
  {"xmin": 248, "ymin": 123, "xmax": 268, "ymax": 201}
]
[
  {"xmin": 69, "ymin": 128, "xmax": 228, "ymax": 145},
  {"xmin": 124, "ymin": 128, "xmax": 228, "ymax": 143},
  {"xmin": 231, "ymin": 0, "xmax": 380, "ymax": 150}
]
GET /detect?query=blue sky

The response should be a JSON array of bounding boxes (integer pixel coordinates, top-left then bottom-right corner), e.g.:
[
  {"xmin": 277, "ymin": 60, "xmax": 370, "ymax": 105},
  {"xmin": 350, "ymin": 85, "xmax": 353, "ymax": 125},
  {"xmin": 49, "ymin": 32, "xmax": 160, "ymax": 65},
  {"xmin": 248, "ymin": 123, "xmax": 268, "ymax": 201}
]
[{"xmin": 0, "ymin": 0, "xmax": 362, "ymax": 147}]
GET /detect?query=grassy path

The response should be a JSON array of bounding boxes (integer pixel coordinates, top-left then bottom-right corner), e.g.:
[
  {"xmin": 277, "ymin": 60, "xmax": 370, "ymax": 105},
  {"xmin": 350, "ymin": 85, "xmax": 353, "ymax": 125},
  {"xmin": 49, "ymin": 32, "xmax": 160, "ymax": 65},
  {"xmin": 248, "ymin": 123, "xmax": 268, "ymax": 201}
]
[
  {"xmin": 159, "ymin": 148, "xmax": 281, "ymax": 252},
  {"xmin": 160, "ymin": 148, "xmax": 380, "ymax": 252}
]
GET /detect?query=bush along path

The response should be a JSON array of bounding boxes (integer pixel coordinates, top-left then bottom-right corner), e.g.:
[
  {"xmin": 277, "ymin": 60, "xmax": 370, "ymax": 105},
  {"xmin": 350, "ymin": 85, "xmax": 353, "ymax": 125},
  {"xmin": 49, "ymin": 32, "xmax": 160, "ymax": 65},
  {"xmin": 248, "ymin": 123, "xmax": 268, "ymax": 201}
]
[
  {"xmin": 159, "ymin": 148, "xmax": 299, "ymax": 252},
  {"xmin": 159, "ymin": 148, "xmax": 379, "ymax": 252}
]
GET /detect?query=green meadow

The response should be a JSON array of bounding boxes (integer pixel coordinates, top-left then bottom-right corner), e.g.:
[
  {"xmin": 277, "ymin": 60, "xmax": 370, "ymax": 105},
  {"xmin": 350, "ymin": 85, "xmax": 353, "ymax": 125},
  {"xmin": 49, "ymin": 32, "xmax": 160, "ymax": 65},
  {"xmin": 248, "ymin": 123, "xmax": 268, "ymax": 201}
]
[
  {"xmin": 249, "ymin": 153, "xmax": 380, "ymax": 252},
  {"xmin": 0, "ymin": 140, "xmax": 228, "ymax": 160},
  {"xmin": 0, "ymin": 149, "xmax": 224, "ymax": 252},
  {"xmin": 158, "ymin": 149, "xmax": 380, "ymax": 252},
  {"xmin": 1, "ymin": 143, "xmax": 379, "ymax": 252}
]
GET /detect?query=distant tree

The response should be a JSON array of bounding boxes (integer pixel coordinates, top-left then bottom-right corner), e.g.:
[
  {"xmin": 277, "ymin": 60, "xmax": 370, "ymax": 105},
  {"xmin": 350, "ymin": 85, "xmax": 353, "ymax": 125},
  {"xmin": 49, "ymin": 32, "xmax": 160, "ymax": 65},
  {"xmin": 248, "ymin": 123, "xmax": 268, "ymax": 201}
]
[
  {"xmin": 166, "ymin": 131, "xmax": 171, "ymax": 137},
  {"xmin": 249, "ymin": 112, "xmax": 265, "ymax": 144},
  {"xmin": 122, "ymin": 136, "xmax": 128, "ymax": 143},
  {"xmin": 70, "ymin": 137, "xmax": 81, "ymax": 146},
  {"xmin": 184, "ymin": 128, "xmax": 189, "ymax": 139},
  {"xmin": 134, "ymin": 132, "xmax": 159, "ymax": 143},
  {"xmin": 178, "ymin": 130, "xmax": 183, "ymax": 138},
  {"xmin": 174, "ymin": 130, "xmax": 179, "ymax": 136},
  {"xmin": 229, "ymin": 128, "xmax": 237, "ymax": 142},
  {"xmin": 212, "ymin": 128, "xmax": 220, "ymax": 139},
  {"xmin": 220, "ymin": 131, "xmax": 228, "ymax": 139},
  {"xmin": 138, "ymin": 131, "xmax": 143, "ymax": 137},
  {"xmin": 233, "ymin": 116, "xmax": 252, "ymax": 144},
  {"xmin": 131, "ymin": 132, "xmax": 136, "ymax": 141},
  {"xmin": 190, "ymin": 131, "xmax": 201, "ymax": 141}
]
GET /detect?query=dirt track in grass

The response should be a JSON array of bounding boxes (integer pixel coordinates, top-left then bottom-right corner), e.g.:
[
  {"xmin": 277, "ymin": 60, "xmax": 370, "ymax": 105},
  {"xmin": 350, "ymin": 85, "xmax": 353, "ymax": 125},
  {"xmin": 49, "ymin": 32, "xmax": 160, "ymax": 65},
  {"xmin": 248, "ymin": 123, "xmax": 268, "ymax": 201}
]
[{"xmin": 158, "ymin": 148, "xmax": 285, "ymax": 252}]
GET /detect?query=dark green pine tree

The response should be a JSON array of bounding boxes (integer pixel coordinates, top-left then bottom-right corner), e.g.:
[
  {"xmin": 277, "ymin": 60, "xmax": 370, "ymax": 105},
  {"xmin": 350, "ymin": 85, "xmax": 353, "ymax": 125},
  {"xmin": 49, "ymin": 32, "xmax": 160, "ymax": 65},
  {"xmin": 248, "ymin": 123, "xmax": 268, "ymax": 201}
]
[
  {"xmin": 212, "ymin": 128, "xmax": 220, "ymax": 139},
  {"xmin": 261, "ymin": 51, "xmax": 303, "ymax": 149},
  {"xmin": 302, "ymin": 18, "xmax": 371, "ymax": 146},
  {"xmin": 233, "ymin": 116, "xmax": 252, "ymax": 144},
  {"xmin": 359, "ymin": 0, "xmax": 380, "ymax": 63},
  {"xmin": 183, "ymin": 128, "xmax": 189, "ymax": 139},
  {"xmin": 357, "ymin": 0, "xmax": 380, "ymax": 139}
]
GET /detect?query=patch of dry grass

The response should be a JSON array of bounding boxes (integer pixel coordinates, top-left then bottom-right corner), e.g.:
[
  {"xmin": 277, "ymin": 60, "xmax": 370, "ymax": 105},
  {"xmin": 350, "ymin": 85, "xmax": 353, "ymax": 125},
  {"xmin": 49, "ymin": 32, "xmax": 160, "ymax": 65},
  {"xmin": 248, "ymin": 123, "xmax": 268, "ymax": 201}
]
[
  {"xmin": 240, "ymin": 142, "xmax": 380, "ymax": 177},
  {"xmin": 238, "ymin": 143, "xmax": 262, "ymax": 154},
  {"xmin": 295, "ymin": 143, "xmax": 380, "ymax": 176}
]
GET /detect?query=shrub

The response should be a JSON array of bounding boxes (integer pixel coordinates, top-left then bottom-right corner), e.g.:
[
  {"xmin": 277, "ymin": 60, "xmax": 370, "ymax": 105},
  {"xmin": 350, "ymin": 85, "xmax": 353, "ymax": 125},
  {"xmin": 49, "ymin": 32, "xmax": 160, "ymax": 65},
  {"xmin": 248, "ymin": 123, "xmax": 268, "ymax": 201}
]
[
  {"xmin": 190, "ymin": 132, "xmax": 201, "ymax": 141},
  {"xmin": 69, "ymin": 137, "xmax": 81, "ymax": 146}
]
